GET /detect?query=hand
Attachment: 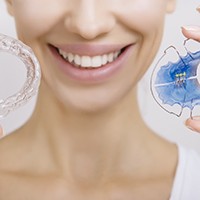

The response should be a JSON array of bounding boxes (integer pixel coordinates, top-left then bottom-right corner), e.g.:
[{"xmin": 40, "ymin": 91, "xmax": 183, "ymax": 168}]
[
  {"xmin": 181, "ymin": 7, "xmax": 200, "ymax": 42},
  {"xmin": 181, "ymin": 25, "xmax": 200, "ymax": 42},
  {"xmin": 185, "ymin": 117, "xmax": 200, "ymax": 133},
  {"xmin": 184, "ymin": 6, "xmax": 200, "ymax": 132}
]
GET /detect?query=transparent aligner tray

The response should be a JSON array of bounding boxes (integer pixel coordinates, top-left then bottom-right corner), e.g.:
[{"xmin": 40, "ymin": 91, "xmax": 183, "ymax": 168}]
[{"xmin": 0, "ymin": 34, "xmax": 41, "ymax": 118}]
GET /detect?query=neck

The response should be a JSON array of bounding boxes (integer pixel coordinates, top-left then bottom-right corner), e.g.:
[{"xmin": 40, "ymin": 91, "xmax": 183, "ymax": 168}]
[{"xmin": 23, "ymin": 82, "xmax": 161, "ymax": 185}]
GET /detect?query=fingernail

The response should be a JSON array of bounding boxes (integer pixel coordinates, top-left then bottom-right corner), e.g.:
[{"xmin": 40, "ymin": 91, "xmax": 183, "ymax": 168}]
[{"xmin": 182, "ymin": 25, "xmax": 200, "ymax": 32}]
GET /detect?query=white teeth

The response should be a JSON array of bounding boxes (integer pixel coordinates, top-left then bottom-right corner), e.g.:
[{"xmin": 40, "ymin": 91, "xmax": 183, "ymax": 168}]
[
  {"xmin": 114, "ymin": 51, "xmax": 119, "ymax": 59},
  {"xmin": 81, "ymin": 56, "xmax": 91, "ymax": 67},
  {"xmin": 58, "ymin": 49, "xmax": 121, "ymax": 68},
  {"xmin": 59, "ymin": 49, "xmax": 68, "ymax": 59},
  {"xmin": 68, "ymin": 53, "xmax": 74, "ymax": 63},
  {"xmin": 92, "ymin": 56, "xmax": 102, "ymax": 67},
  {"xmin": 108, "ymin": 53, "xmax": 114, "ymax": 63},
  {"xmin": 102, "ymin": 54, "xmax": 108, "ymax": 66},
  {"xmin": 74, "ymin": 55, "xmax": 81, "ymax": 66}
]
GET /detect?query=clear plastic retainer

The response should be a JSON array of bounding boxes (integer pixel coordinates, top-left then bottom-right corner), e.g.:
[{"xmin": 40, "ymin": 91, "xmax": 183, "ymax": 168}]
[{"xmin": 0, "ymin": 33, "xmax": 41, "ymax": 118}]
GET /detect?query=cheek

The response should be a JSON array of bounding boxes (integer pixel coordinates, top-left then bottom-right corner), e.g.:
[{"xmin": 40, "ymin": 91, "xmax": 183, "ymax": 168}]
[
  {"xmin": 113, "ymin": 0, "xmax": 166, "ymax": 34},
  {"xmin": 12, "ymin": 0, "xmax": 67, "ymax": 39},
  {"xmin": 115, "ymin": 1, "xmax": 167, "ymax": 79}
]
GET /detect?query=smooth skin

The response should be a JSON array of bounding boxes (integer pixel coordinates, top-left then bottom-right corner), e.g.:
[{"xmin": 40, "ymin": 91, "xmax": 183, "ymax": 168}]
[{"xmin": 0, "ymin": 1, "xmax": 199, "ymax": 200}]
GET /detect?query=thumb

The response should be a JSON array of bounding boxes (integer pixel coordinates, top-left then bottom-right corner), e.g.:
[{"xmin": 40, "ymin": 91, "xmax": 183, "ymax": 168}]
[
  {"xmin": 185, "ymin": 116, "xmax": 200, "ymax": 133},
  {"xmin": 181, "ymin": 26, "xmax": 200, "ymax": 42},
  {"xmin": 181, "ymin": 6, "xmax": 200, "ymax": 42}
]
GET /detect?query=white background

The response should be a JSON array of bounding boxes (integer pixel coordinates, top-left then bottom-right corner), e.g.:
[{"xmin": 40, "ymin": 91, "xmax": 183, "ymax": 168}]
[{"xmin": 1, "ymin": 0, "xmax": 200, "ymax": 152}]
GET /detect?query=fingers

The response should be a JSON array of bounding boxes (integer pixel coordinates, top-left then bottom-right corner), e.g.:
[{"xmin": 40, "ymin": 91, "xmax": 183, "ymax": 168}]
[
  {"xmin": 197, "ymin": 6, "xmax": 200, "ymax": 13},
  {"xmin": 183, "ymin": 6, "xmax": 200, "ymax": 133},
  {"xmin": 185, "ymin": 117, "xmax": 200, "ymax": 133},
  {"xmin": 181, "ymin": 6, "xmax": 200, "ymax": 42},
  {"xmin": 182, "ymin": 26, "xmax": 200, "ymax": 42}
]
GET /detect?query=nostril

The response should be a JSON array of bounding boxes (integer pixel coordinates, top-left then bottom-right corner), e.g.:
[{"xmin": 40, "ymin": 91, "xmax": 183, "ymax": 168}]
[{"xmin": 64, "ymin": 13, "xmax": 115, "ymax": 40}]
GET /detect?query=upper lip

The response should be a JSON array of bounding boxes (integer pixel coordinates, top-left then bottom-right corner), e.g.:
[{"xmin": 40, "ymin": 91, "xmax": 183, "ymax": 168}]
[{"xmin": 50, "ymin": 43, "xmax": 132, "ymax": 56}]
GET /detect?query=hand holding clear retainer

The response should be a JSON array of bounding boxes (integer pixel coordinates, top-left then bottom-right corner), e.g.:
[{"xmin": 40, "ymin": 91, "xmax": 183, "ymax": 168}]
[{"xmin": 0, "ymin": 33, "xmax": 41, "ymax": 118}]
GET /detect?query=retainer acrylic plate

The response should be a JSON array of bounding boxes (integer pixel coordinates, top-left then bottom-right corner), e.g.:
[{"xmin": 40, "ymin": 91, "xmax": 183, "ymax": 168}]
[
  {"xmin": 0, "ymin": 34, "xmax": 41, "ymax": 118},
  {"xmin": 151, "ymin": 39, "xmax": 200, "ymax": 118}
]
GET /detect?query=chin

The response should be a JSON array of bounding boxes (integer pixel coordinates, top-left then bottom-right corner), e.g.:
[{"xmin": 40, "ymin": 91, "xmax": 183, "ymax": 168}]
[
  {"xmin": 55, "ymin": 88, "xmax": 130, "ymax": 114},
  {"xmin": 61, "ymin": 96, "xmax": 120, "ymax": 114}
]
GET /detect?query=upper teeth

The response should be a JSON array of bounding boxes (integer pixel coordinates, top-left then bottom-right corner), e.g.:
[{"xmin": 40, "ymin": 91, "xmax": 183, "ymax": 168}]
[{"xmin": 58, "ymin": 49, "xmax": 121, "ymax": 68}]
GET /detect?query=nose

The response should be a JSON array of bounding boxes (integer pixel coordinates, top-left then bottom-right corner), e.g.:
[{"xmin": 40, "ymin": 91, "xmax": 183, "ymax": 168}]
[{"xmin": 64, "ymin": 0, "xmax": 115, "ymax": 40}]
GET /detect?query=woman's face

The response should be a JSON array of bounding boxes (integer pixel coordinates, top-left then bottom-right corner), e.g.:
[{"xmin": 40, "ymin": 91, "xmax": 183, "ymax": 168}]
[{"xmin": 6, "ymin": 0, "xmax": 175, "ymax": 112}]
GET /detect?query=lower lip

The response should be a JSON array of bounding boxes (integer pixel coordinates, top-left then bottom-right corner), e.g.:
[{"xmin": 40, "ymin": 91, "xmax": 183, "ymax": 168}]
[{"xmin": 49, "ymin": 44, "xmax": 134, "ymax": 84}]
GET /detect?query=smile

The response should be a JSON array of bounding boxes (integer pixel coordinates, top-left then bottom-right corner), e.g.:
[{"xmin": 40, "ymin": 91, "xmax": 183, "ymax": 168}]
[
  {"xmin": 49, "ymin": 44, "xmax": 134, "ymax": 83},
  {"xmin": 58, "ymin": 49, "xmax": 121, "ymax": 69}
]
